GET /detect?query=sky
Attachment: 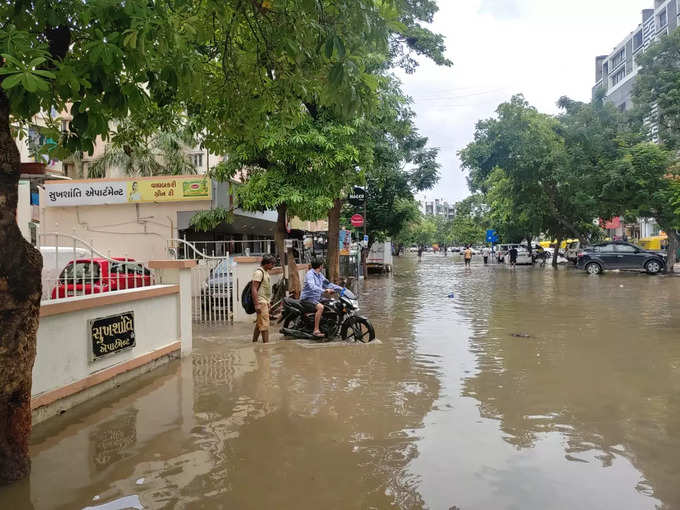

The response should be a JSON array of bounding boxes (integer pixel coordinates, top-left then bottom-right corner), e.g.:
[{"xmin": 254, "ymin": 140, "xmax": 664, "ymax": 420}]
[{"xmin": 400, "ymin": 0, "xmax": 650, "ymax": 205}]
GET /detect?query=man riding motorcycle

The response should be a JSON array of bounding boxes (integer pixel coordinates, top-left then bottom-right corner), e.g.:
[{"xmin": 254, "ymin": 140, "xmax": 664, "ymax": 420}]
[{"xmin": 300, "ymin": 258, "xmax": 344, "ymax": 338}]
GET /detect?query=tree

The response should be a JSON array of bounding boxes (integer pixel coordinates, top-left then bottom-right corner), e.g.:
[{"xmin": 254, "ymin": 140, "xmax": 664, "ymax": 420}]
[
  {"xmin": 634, "ymin": 28, "xmax": 680, "ymax": 151},
  {"xmin": 0, "ymin": 0, "xmax": 189, "ymax": 483},
  {"xmin": 450, "ymin": 194, "xmax": 488, "ymax": 247},
  {"xmin": 611, "ymin": 143, "xmax": 680, "ymax": 269},
  {"xmin": 408, "ymin": 215, "xmax": 437, "ymax": 249},
  {"xmin": 1, "ymin": 0, "xmax": 443, "ymax": 482},
  {"xmin": 343, "ymin": 77, "xmax": 440, "ymax": 264},
  {"xmin": 89, "ymin": 125, "xmax": 198, "ymax": 178},
  {"xmin": 201, "ymin": 111, "xmax": 373, "ymax": 290},
  {"xmin": 632, "ymin": 30, "xmax": 680, "ymax": 268},
  {"xmin": 460, "ymin": 95, "xmax": 622, "ymax": 264},
  {"xmin": 193, "ymin": 1, "xmax": 450, "ymax": 282}
]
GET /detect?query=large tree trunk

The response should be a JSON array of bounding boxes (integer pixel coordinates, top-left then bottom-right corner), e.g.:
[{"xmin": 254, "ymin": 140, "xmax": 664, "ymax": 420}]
[
  {"xmin": 658, "ymin": 221, "xmax": 679, "ymax": 273},
  {"xmin": 668, "ymin": 232, "xmax": 679, "ymax": 273},
  {"xmin": 287, "ymin": 246, "xmax": 301, "ymax": 298},
  {"xmin": 552, "ymin": 236, "xmax": 562, "ymax": 267},
  {"xmin": 275, "ymin": 203, "xmax": 301, "ymax": 295},
  {"xmin": 0, "ymin": 90, "xmax": 42, "ymax": 484},
  {"xmin": 327, "ymin": 198, "xmax": 343, "ymax": 283},
  {"xmin": 275, "ymin": 204, "xmax": 286, "ymax": 266}
]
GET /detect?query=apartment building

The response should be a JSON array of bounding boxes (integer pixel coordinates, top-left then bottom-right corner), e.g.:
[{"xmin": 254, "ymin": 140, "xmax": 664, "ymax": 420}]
[
  {"xmin": 592, "ymin": 0, "xmax": 676, "ymax": 240},
  {"xmin": 421, "ymin": 198, "xmax": 455, "ymax": 220},
  {"xmin": 593, "ymin": 0, "xmax": 678, "ymax": 112}
]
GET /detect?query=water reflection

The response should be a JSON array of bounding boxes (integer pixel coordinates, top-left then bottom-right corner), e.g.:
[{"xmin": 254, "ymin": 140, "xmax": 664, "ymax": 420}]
[
  {"xmin": 408, "ymin": 256, "xmax": 679, "ymax": 509},
  {"xmin": 0, "ymin": 264, "xmax": 440, "ymax": 509},
  {"xmin": 1, "ymin": 256, "xmax": 679, "ymax": 509}
]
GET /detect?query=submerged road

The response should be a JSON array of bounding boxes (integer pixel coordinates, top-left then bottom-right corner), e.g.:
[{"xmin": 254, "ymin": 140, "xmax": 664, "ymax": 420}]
[{"xmin": 2, "ymin": 255, "xmax": 680, "ymax": 509}]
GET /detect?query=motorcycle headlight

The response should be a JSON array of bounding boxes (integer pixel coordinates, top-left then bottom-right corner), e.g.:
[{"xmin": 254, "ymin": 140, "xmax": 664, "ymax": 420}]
[{"xmin": 350, "ymin": 299, "xmax": 359, "ymax": 309}]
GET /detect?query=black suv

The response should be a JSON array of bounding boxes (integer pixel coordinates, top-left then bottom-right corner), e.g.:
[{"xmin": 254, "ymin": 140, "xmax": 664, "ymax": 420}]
[{"xmin": 577, "ymin": 241, "xmax": 666, "ymax": 275}]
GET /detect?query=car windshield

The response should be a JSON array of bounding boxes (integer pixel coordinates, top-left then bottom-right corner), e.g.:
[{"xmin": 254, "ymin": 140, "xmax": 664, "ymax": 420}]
[
  {"xmin": 212, "ymin": 260, "xmax": 231, "ymax": 276},
  {"xmin": 60, "ymin": 261, "xmax": 101, "ymax": 282}
]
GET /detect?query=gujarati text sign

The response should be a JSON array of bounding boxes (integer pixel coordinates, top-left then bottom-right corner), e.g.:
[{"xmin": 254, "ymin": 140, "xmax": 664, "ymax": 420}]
[
  {"xmin": 89, "ymin": 311, "xmax": 135, "ymax": 361},
  {"xmin": 45, "ymin": 176, "xmax": 211, "ymax": 207}
]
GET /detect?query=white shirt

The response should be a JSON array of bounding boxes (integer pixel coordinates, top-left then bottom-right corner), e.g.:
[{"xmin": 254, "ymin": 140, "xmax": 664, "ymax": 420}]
[{"xmin": 482, "ymin": 247, "xmax": 491, "ymax": 256}]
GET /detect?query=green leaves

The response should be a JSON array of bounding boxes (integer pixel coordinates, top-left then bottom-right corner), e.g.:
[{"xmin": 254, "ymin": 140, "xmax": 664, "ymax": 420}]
[{"xmin": 0, "ymin": 53, "xmax": 54, "ymax": 92}]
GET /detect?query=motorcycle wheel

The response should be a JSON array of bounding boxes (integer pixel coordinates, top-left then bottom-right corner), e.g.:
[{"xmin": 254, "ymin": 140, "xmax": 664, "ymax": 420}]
[
  {"xmin": 341, "ymin": 316, "xmax": 375, "ymax": 343},
  {"xmin": 282, "ymin": 314, "xmax": 303, "ymax": 332}
]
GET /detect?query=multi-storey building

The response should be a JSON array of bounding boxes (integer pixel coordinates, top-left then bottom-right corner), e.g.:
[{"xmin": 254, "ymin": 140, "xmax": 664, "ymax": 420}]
[
  {"xmin": 592, "ymin": 1, "xmax": 677, "ymax": 240},
  {"xmin": 593, "ymin": 0, "xmax": 678, "ymax": 112},
  {"xmin": 420, "ymin": 198, "xmax": 455, "ymax": 220}
]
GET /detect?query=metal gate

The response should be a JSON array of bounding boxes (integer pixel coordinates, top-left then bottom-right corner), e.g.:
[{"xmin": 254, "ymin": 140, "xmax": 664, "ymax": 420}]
[{"xmin": 168, "ymin": 239, "xmax": 232, "ymax": 324}]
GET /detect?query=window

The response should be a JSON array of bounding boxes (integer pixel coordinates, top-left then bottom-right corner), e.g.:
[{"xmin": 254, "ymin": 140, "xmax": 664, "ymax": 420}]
[
  {"xmin": 110, "ymin": 262, "xmax": 150, "ymax": 275},
  {"xmin": 614, "ymin": 244, "xmax": 637, "ymax": 253},
  {"xmin": 611, "ymin": 48, "xmax": 625, "ymax": 68},
  {"xmin": 658, "ymin": 9, "xmax": 668, "ymax": 28},
  {"xmin": 60, "ymin": 262, "xmax": 101, "ymax": 282},
  {"xmin": 611, "ymin": 67, "xmax": 627, "ymax": 86},
  {"xmin": 191, "ymin": 153, "xmax": 203, "ymax": 168},
  {"xmin": 633, "ymin": 31, "xmax": 643, "ymax": 50}
]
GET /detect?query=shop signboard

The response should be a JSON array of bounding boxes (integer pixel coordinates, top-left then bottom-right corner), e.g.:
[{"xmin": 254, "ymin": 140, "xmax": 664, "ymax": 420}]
[
  {"xmin": 347, "ymin": 186, "xmax": 366, "ymax": 207},
  {"xmin": 45, "ymin": 176, "xmax": 212, "ymax": 207}
]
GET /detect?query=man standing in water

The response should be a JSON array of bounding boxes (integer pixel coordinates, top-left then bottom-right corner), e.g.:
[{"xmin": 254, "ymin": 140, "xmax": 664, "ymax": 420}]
[
  {"xmin": 482, "ymin": 245, "xmax": 490, "ymax": 264},
  {"xmin": 464, "ymin": 246, "xmax": 472, "ymax": 267},
  {"xmin": 508, "ymin": 246, "xmax": 518, "ymax": 268},
  {"xmin": 251, "ymin": 255, "xmax": 276, "ymax": 343}
]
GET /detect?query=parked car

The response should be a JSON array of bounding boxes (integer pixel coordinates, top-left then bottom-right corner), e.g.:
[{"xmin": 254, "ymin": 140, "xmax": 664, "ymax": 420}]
[
  {"xmin": 514, "ymin": 248, "xmax": 533, "ymax": 265},
  {"xmin": 497, "ymin": 243, "xmax": 522, "ymax": 262},
  {"xmin": 576, "ymin": 241, "xmax": 666, "ymax": 275},
  {"xmin": 201, "ymin": 259, "xmax": 233, "ymax": 310},
  {"xmin": 565, "ymin": 240, "xmax": 581, "ymax": 263},
  {"xmin": 51, "ymin": 258, "xmax": 153, "ymax": 298}
]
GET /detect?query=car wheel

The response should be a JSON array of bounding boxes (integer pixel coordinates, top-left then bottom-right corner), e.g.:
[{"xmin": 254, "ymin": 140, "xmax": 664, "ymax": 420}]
[
  {"xmin": 645, "ymin": 260, "xmax": 663, "ymax": 275},
  {"xmin": 585, "ymin": 262, "xmax": 602, "ymax": 275}
]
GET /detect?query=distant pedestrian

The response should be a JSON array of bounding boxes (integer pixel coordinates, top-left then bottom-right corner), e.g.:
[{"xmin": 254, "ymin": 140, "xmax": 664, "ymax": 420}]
[
  {"xmin": 418, "ymin": 246, "xmax": 423, "ymax": 261},
  {"xmin": 482, "ymin": 246, "xmax": 490, "ymax": 264},
  {"xmin": 464, "ymin": 246, "xmax": 472, "ymax": 267},
  {"xmin": 509, "ymin": 246, "xmax": 518, "ymax": 267},
  {"xmin": 251, "ymin": 255, "xmax": 276, "ymax": 343}
]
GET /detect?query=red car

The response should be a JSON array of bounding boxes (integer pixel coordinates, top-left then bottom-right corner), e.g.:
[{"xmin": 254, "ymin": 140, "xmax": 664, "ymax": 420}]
[{"xmin": 51, "ymin": 258, "xmax": 153, "ymax": 299}]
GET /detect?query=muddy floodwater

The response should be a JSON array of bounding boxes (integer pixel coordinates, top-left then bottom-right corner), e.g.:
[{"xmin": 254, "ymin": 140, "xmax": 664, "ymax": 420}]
[{"xmin": 2, "ymin": 255, "xmax": 680, "ymax": 509}]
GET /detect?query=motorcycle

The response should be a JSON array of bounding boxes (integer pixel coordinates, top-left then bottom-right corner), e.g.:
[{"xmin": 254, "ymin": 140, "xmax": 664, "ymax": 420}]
[{"xmin": 278, "ymin": 288, "xmax": 375, "ymax": 343}]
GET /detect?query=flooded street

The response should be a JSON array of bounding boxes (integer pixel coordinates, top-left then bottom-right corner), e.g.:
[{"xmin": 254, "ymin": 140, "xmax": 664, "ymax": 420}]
[{"xmin": 3, "ymin": 255, "xmax": 680, "ymax": 509}]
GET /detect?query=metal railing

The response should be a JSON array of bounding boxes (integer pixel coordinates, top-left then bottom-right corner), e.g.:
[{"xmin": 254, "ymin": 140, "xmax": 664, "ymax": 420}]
[
  {"xmin": 168, "ymin": 238, "xmax": 232, "ymax": 324},
  {"xmin": 167, "ymin": 237, "xmax": 307, "ymax": 263},
  {"xmin": 38, "ymin": 233, "xmax": 156, "ymax": 302}
]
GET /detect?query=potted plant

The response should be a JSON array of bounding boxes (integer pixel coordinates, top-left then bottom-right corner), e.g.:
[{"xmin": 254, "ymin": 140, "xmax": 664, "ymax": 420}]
[{"xmin": 20, "ymin": 139, "xmax": 47, "ymax": 174}]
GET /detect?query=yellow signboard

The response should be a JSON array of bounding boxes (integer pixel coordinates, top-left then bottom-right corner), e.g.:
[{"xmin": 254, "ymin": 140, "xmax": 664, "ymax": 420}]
[{"xmin": 127, "ymin": 177, "xmax": 211, "ymax": 203}]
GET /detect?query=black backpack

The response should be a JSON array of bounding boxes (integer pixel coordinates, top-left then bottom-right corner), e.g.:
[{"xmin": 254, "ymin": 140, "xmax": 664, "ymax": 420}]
[{"xmin": 241, "ymin": 268, "xmax": 263, "ymax": 314}]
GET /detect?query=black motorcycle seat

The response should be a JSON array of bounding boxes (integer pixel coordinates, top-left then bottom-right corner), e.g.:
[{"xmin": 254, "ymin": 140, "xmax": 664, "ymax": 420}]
[
  {"xmin": 284, "ymin": 297, "xmax": 305, "ymax": 310},
  {"xmin": 284, "ymin": 297, "xmax": 318, "ymax": 313}
]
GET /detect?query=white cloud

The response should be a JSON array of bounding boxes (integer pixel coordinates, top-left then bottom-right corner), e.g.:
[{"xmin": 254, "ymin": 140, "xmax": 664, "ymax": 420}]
[{"xmin": 400, "ymin": 0, "xmax": 648, "ymax": 203}]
